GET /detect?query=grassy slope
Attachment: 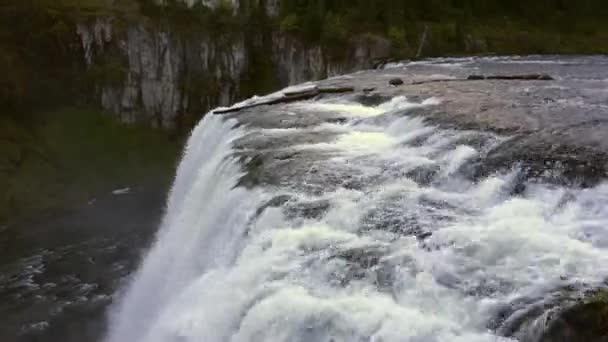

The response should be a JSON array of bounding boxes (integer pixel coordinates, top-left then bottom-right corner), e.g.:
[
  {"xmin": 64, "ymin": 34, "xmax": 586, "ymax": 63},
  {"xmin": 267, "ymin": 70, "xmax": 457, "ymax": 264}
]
[{"xmin": 0, "ymin": 108, "xmax": 180, "ymax": 225}]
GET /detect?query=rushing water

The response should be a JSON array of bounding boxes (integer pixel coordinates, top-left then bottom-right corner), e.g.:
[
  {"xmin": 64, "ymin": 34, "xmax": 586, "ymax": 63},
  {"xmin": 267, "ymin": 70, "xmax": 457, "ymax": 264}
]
[
  {"xmin": 3, "ymin": 56, "xmax": 608, "ymax": 342},
  {"xmin": 104, "ymin": 58, "xmax": 608, "ymax": 341},
  {"xmin": 0, "ymin": 189, "xmax": 165, "ymax": 341}
]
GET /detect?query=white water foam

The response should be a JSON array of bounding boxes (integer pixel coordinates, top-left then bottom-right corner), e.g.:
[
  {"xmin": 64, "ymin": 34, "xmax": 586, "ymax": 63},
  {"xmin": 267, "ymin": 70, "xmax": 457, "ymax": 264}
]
[
  {"xmin": 105, "ymin": 114, "xmax": 266, "ymax": 342},
  {"xmin": 106, "ymin": 95, "xmax": 608, "ymax": 342},
  {"xmin": 292, "ymin": 96, "xmax": 440, "ymax": 118}
]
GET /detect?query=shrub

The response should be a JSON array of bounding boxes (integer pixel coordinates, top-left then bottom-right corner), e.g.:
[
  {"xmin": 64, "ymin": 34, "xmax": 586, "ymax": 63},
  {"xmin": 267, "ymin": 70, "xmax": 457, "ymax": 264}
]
[
  {"xmin": 280, "ymin": 14, "xmax": 301, "ymax": 32},
  {"xmin": 387, "ymin": 26, "xmax": 410, "ymax": 57}
]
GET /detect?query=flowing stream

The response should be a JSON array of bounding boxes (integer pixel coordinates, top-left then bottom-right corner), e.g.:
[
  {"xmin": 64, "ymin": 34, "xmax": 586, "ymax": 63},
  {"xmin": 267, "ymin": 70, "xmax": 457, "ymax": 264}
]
[
  {"xmin": 3, "ymin": 56, "xmax": 608, "ymax": 342},
  {"xmin": 104, "ymin": 57, "xmax": 608, "ymax": 342}
]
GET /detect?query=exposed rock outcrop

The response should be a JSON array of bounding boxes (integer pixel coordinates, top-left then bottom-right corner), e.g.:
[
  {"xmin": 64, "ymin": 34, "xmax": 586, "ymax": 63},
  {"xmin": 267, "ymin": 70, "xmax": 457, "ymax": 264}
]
[
  {"xmin": 213, "ymin": 84, "xmax": 354, "ymax": 114},
  {"xmin": 219, "ymin": 58, "xmax": 608, "ymax": 188},
  {"xmin": 77, "ymin": 19, "xmax": 248, "ymax": 128},
  {"xmin": 76, "ymin": 3, "xmax": 392, "ymax": 128},
  {"xmin": 539, "ymin": 291, "xmax": 608, "ymax": 342},
  {"xmin": 389, "ymin": 78, "xmax": 404, "ymax": 86}
]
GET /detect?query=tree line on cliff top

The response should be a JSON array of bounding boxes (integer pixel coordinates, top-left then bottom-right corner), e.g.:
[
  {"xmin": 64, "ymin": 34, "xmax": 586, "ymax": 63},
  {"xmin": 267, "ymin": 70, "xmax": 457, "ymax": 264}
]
[
  {"xmin": 2, "ymin": 0, "xmax": 608, "ymax": 117},
  {"xmin": 278, "ymin": 0, "xmax": 607, "ymax": 55}
]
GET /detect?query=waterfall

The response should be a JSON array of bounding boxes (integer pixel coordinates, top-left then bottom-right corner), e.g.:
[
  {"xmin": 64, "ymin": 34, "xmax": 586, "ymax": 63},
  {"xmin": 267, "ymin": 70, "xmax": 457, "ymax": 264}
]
[
  {"xmin": 105, "ymin": 85, "xmax": 608, "ymax": 342},
  {"xmin": 104, "ymin": 114, "xmax": 266, "ymax": 342}
]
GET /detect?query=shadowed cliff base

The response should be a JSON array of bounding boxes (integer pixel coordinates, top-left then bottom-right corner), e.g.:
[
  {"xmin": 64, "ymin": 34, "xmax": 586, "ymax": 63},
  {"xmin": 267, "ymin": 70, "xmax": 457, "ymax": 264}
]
[
  {"xmin": 0, "ymin": 108, "xmax": 180, "ymax": 226},
  {"xmin": 1, "ymin": 108, "xmax": 178, "ymax": 341}
]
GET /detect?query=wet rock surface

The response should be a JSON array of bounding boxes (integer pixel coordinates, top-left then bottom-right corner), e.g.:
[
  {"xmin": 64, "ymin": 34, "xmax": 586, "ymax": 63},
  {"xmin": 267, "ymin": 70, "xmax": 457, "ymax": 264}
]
[
  {"xmin": 224, "ymin": 56, "xmax": 608, "ymax": 188},
  {"xmin": 489, "ymin": 286, "xmax": 608, "ymax": 342},
  {"xmin": 467, "ymin": 74, "xmax": 554, "ymax": 81},
  {"xmin": 539, "ymin": 293, "xmax": 608, "ymax": 342},
  {"xmin": 389, "ymin": 78, "xmax": 404, "ymax": 86}
]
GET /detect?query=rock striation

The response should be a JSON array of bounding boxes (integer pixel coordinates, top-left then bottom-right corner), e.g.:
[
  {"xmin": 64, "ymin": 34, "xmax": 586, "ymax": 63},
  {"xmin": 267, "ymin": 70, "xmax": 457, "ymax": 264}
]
[{"xmin": 76, "ymin": 2, "xmax": 391, "ymax": 128}]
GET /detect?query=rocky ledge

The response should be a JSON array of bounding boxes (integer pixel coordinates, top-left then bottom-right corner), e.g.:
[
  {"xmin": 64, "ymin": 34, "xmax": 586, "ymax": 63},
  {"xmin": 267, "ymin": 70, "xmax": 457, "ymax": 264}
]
[
  {"xmin": 218, "ymin": 65, "xmax": 608, "ymax": 189},
  {"xmin": 213, "ymin": 61, "xmax": 608, "ymax": 341}
]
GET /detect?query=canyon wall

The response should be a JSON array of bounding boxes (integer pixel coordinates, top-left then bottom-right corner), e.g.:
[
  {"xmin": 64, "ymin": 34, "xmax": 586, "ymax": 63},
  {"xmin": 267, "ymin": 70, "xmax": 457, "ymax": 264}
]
[{"xmin": 76, "ymin": 1, "xmax": 391, "ymax": 128}]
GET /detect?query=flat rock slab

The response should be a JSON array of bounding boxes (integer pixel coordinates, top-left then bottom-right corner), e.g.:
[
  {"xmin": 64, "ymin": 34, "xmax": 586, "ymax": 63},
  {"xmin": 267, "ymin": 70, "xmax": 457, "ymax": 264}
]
[
  {"xmin": 215, "ymin": 85, "xmax": 355, "ymax": 114},
  {"xmin": 225, "ymin": 59, "xmax": 608, "ymax": 186},
  {"xmin": 467, "ymin": 74, "xmax": 554, "ymax": 81}
]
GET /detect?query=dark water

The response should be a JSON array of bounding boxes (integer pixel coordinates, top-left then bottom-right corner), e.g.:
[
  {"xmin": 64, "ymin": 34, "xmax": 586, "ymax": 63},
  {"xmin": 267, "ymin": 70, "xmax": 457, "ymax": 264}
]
[{"xmin": 0, "ymin": 188, "xmax": 165, "ymax": 342}]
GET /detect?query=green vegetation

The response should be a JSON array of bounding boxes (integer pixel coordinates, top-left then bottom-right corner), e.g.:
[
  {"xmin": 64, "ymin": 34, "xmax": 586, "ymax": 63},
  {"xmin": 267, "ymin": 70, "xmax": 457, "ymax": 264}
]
[
  {"xmin": 541, "ymin": 289, "xmax": 608, "ymax": 341},
  {"xmin": 3, "ymin": 0, "xmax": 607, "ymax": 120},
  {"xmin": 276, "ymin": 0, "xmax": 608, "ymax": 56},
  {"xmin": 0, "ymin": 108, "xmax": 180, "ymax": 225},
  {"xmin": 137, "ymin": 0, "xmax": 240, "ymax": 36}
]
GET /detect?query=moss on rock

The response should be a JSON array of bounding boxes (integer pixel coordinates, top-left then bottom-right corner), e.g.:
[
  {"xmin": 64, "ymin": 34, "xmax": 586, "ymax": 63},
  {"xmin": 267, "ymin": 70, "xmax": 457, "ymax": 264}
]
[{"xmin": 540, "ymin": 289, "xmax": 608, "ymax": 342}]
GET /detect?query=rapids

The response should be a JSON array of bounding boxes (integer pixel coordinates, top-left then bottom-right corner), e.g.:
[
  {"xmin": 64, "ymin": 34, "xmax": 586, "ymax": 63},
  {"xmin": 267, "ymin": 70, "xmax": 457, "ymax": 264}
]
[{"xmin": 104, "ymin": 56, "xmax": 608, "ymax": 342}]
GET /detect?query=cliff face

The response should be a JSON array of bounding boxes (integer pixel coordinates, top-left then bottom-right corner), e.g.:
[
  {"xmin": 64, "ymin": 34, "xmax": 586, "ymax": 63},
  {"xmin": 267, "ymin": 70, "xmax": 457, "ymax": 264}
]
[
  {"xmin": 271, "ymin": 33, "xmax": 391, "ymax": 85},
  {"xmin": 5, "ymin": 0, "xmax": 608, "ymax": 130},
  {"xmin": 77, "ymin": 18, "xmax": 248, "ymax": 128},
  {"xmin": 76, "ymin": 2, "xmax": 391, "ymax": 128}
]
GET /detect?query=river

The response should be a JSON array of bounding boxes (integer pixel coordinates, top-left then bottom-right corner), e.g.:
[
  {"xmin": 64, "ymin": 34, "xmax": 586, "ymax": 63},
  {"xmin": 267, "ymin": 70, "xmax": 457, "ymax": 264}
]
[{"xmin": 2, "ymin": 55, "xmax": 608, "ymax": 342}]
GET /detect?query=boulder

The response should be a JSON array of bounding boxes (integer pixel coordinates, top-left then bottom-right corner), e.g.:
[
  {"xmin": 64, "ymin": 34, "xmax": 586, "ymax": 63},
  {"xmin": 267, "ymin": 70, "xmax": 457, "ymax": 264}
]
[
  {"xmin": 389, "ymin": 78, "xmax": 404, "ymax": 86},
  {"xmin": 539, "ymin": 291, "xmax": 608, "ymax": 342}
]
